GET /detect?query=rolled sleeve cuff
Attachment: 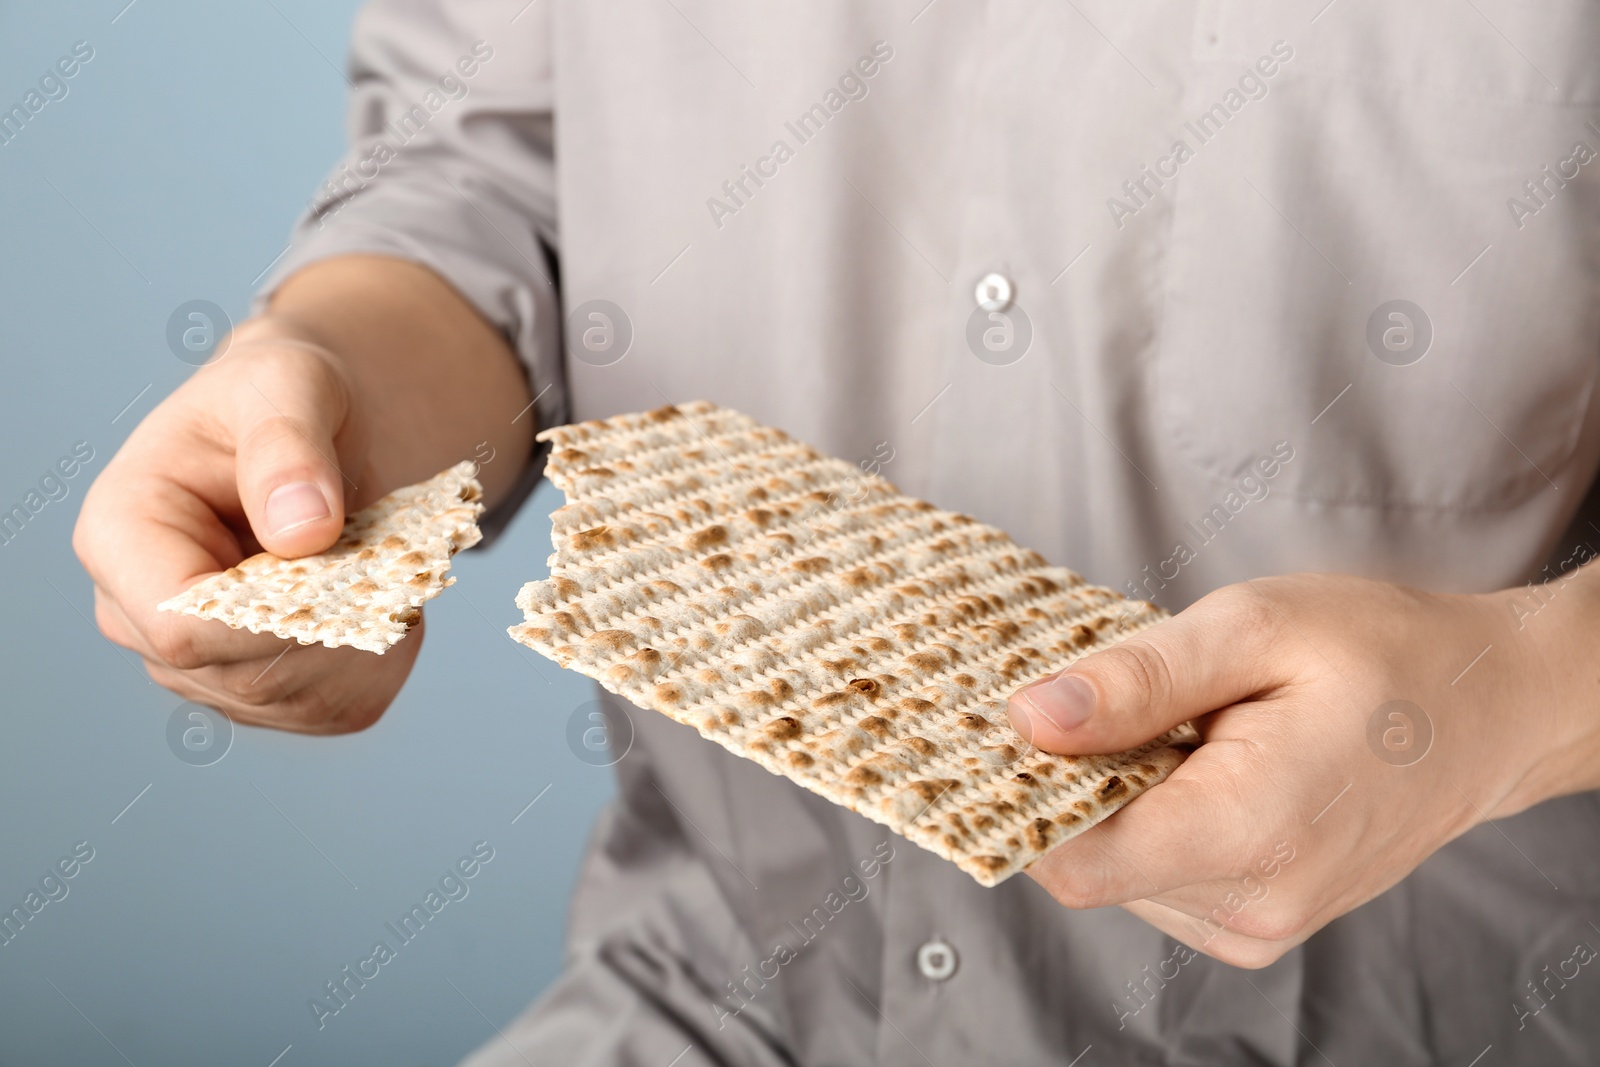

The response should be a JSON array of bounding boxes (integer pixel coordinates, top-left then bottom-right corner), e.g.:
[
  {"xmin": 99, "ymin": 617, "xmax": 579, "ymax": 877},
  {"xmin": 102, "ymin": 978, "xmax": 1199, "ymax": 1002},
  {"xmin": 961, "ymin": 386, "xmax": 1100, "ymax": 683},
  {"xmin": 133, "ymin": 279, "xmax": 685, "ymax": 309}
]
[
  {"xmin": 251, "ymin": 174, "xmax": 566, "ymax": 542},
  {"xmin": 252, "ymin": 174, "xmax": 567, "ymax": 437}
]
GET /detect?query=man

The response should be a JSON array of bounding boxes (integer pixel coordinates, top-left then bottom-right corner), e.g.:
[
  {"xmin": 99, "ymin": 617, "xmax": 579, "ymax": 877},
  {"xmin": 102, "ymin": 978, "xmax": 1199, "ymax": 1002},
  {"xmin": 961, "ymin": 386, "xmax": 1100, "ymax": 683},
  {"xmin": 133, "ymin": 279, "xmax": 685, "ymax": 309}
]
[{"xmin": 74, "ymin": 1, "xmax": 1600, "ymax": 1062}]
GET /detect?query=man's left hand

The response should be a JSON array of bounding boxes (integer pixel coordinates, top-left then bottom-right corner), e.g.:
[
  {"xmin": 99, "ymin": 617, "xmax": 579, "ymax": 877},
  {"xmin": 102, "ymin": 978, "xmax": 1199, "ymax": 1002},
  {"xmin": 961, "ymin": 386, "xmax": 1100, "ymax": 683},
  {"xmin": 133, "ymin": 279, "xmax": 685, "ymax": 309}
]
[{"xmin": 1006, "ymin": 572, "xmax": 1600, "ymax": 968}]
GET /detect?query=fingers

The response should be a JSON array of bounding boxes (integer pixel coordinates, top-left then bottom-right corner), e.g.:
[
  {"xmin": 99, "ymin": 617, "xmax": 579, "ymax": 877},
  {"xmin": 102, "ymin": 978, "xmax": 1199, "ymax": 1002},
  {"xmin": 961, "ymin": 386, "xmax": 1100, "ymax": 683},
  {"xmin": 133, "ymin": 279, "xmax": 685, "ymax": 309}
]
[
  {"xmin": 142, "ymin": 617, "xmax": 423, "ymax": 734},
  {"xmin": 229, "ymin": 348, "xmax": 352, "ymax": 557},
  {"xmin": 1117, "ymin": 899, "xmax": 1299, "ymax": 970},
  {"xmin": 1006, "ymin": 584, "xmax": 1292, "ymax": 754},
  {"xmin": 80, "ymin": 471, "xmax": 297, "ymax": 666},
  {"xmin": 1024, "ymin": 740, "xmax": 1277, "ymax": 906},
  {"xmin": 92, "ymin": 584, "xmax": 154, "ymax": 658},
  {"xmin": 83, "ymin": 465, "xmax": 314, "ymax": 667},
  {"xmin": 1026, "ymin": 742, "xmax": 1317, "ymax": 969}
]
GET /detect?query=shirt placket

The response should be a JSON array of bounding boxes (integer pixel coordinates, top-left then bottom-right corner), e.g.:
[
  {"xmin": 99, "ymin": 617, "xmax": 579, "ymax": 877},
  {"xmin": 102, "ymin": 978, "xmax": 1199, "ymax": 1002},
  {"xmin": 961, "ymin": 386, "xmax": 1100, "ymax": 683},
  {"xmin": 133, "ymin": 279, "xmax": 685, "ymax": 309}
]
[{"xmin": 877, "ymin": 3, "xmax": 1034, "ymax": 1062}]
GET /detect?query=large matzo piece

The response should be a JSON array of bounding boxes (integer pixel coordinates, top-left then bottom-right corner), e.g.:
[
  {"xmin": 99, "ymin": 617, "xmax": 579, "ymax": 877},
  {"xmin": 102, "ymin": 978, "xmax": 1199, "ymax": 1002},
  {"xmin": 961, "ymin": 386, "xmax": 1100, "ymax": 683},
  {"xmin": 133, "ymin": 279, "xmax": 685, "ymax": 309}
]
[
  {"xmin": 159, "ymin": 462, "xmax": 484, "ymax": 654},
  {"xmin": 510, "ymin": 404, "xmax": 1196, "ymax": 885}
]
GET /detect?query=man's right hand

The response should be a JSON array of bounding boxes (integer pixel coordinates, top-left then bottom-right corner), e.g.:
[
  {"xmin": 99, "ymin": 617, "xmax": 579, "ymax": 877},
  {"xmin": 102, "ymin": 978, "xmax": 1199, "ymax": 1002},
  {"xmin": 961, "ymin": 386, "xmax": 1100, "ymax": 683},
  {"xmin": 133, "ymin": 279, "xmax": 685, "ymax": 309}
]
[
  {"xmin": 73, "ymin": 256, "xmax": 536, "ymax": 734},
  {"xmin": 73, "ymin": 321, "xmax": 423, "ymax": 733}
]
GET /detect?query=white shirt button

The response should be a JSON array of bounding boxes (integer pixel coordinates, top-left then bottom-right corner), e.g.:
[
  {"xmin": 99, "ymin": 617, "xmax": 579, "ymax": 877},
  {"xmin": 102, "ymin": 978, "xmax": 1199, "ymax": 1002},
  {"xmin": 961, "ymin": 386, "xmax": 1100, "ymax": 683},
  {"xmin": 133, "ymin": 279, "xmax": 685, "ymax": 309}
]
[
  {"xmin": 916, "ymin": 939, "xmax": 958, "ymax": 981},
  {"xmin": 974, "ymin": 272, "xmax": 1013, "ymax": 312}
]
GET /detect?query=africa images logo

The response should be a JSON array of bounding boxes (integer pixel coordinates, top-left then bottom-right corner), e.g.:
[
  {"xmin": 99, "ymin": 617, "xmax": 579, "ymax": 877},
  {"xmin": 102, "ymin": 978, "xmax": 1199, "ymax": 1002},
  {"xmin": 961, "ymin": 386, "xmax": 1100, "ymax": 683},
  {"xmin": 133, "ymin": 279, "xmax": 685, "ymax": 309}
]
[
  {"xmin": 0, "ymin": 40, "xmax": 94, "ymax": 149},
  {"xmin": 1105, "ymin": 41, "xmax": 1294, "ymax": 229},
  {"xmin": 705, "ymin": 41, "xmax": 895, "ymax": 230},
  {"xmin": 308, "ymin": 842, "xmax": 495, "ymax": 1029}
]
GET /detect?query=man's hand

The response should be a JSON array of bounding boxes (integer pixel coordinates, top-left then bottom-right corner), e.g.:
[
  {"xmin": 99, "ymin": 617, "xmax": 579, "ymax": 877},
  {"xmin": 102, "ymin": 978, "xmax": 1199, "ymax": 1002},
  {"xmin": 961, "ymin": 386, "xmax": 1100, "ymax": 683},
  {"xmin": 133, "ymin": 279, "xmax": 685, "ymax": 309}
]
[
  {"xmin": 1006, "ymin": 572, "xmax": 1600, "ymax": 968},
  {"xmin": 74, "ymin": 256, "xmax": 533, "ymax": 734}
]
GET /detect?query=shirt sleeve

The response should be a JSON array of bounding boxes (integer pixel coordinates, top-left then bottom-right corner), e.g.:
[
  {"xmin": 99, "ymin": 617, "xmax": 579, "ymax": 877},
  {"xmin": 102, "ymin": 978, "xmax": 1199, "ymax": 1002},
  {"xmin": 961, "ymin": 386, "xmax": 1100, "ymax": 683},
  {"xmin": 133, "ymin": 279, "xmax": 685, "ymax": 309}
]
[{"xmin": 253, "ymin": 0, "xmax": 567, "ymax": 533}]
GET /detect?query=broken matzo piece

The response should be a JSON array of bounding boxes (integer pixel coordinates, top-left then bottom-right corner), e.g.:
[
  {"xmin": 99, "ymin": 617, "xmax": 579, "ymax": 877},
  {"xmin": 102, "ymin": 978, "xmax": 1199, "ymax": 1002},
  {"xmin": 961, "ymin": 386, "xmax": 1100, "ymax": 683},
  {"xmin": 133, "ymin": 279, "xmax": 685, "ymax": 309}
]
[
  {"xmin": 159, "ymin": 461, "xmax": 484, "ymax": 654},
  {"xmin": 509, "ymin": 404, "xmax": 1197, "ymax": 886}
]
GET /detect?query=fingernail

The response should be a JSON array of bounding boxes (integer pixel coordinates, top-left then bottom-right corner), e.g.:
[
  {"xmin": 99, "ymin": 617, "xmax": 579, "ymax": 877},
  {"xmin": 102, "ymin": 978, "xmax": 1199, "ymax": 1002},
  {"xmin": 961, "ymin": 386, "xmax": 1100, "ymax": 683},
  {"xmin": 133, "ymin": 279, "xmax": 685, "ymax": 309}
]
[
  {"xmin": 1019, "ymin": 673, "xmax": 1095, "ymax": 734},
  {"xmin": 265, "ymin": 481, "xmax": 330, "ymax": 535}
]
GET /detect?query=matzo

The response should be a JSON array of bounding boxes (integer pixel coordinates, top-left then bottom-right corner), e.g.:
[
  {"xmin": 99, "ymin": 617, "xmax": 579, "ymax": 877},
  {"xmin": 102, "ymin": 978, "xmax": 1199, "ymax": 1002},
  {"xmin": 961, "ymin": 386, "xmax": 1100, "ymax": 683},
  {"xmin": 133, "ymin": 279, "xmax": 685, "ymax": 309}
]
[
  {"xmin": 510, "ymin": 404, "xmax": 1196, "ymax": 885},
  {"xmin": 159, "ymin": 461, "xmax": 484, "ymax": 654}
]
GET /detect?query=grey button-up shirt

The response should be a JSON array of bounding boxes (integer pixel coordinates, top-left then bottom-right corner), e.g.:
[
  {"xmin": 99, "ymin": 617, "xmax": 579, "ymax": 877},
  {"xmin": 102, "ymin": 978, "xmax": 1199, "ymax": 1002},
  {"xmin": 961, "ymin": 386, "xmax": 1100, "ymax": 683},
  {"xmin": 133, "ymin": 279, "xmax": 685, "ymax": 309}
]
[{"xmin": 262, "ymin": 1, "xmax": 1600, "ymax": 1062}]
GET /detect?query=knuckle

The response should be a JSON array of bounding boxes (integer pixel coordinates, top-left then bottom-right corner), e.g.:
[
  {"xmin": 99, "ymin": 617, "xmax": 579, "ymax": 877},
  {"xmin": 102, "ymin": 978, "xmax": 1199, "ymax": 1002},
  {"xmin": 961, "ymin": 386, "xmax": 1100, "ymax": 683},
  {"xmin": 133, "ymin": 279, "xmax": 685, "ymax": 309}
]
[
  {"xmin": 1036, "ymin": 847, "xmax": 1120, "ymax": 909},
  {"xmin": 91, "ymin": 594, "xmax": 122, "ymax": 643},
  {"xmin": 284, "ymin": 685, "xmax": 383, "ymax": 735},
  {"xmin": 1047, "ymin": 873, "xmax": 1105, "ymax": 910},
  {"xmin": 237, "ymin": 413, "xmax": 317, "ymax": 459},
  {"xmin": 70, "ymin": 511, "xmax": 93, "ymax": 566},
  {"xmin": 71, "ymin": 485, "xmax": 113, "ymax": 573},
  {"xmin": 1207, "ymin": 582, "xmax": 1280, "ymax": 639},
  {"xmin": 1224, "ymin": 902, "xmax": 1308, "ymax": 945},
  {"xmin": 211, "ymin": 648, "xmax": 311, "ymax": 709},
  {"xmin": 224, "ymin": 665, "xmax": 291, "ymax": 708},
  {"xmin": 331, "ymin": 700, "xmax": 386, "ymax": 734},
  {"xmin": 146, "ymin": 624, "xmax": 208, "ymax": 672},
  {"xmin": 1097, "ymin": 638, "xmax": 1176, "ymax": 709},
  {"xmin": 143, "ymin": 660, "xmax": 204, "ymax": 704}
]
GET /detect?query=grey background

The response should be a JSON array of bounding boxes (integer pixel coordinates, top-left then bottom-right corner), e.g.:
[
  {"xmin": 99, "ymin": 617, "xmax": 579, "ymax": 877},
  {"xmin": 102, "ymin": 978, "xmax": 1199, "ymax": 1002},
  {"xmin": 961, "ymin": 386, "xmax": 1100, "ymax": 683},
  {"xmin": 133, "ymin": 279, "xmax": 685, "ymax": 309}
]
[{"xmin": 0, "ymin": 2, "xmax": 611, "ymax": 1064}]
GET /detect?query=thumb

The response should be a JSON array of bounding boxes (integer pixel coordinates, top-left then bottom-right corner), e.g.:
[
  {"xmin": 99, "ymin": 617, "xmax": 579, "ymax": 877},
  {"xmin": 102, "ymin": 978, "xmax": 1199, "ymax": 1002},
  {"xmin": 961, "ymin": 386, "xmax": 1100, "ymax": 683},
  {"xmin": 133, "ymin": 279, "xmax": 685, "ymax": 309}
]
[
  {"xmin": 231, "ymin": 350, "xmax": 352, "ymax": 558},
  {"xmin": 1005, "ymin": 588, "xmax": 1286, "ymax": 753}
]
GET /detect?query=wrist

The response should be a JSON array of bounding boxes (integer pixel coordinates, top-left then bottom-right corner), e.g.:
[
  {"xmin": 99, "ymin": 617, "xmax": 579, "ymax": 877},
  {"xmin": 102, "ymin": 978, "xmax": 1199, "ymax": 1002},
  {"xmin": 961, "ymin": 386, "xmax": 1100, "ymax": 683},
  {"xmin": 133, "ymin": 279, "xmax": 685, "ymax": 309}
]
[{"xmin": 1489, "ymin": 564, "xmax": 1600, "ymax": 810}]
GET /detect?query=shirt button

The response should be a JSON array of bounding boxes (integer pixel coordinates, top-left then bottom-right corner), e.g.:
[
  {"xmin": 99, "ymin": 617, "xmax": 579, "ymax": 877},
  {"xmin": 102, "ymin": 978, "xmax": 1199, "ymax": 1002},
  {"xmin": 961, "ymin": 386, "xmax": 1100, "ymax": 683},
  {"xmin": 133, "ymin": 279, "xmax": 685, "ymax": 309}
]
[
  {"xmin": 916, "ymin": 939, "xmax": 958, "ymax": 981},
  {"xmin": 974, "ymin": 272, "xmax": 1013, "ymax": 312}
]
